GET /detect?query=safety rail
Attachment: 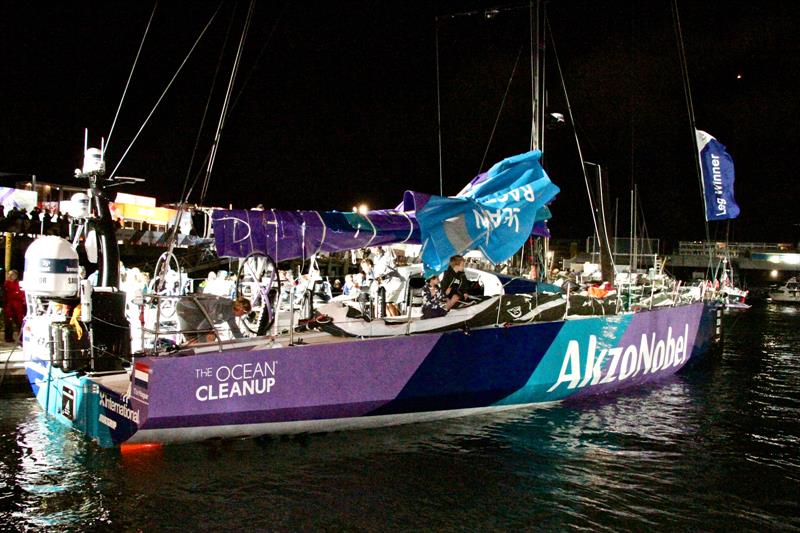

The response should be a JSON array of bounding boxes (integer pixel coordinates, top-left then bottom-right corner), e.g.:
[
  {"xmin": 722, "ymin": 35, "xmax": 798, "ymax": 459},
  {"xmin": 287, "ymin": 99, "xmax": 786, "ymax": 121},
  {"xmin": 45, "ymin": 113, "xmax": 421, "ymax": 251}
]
[{"xmin": 132, "ymin": 293, "xmax": 231, "ymax": 355}]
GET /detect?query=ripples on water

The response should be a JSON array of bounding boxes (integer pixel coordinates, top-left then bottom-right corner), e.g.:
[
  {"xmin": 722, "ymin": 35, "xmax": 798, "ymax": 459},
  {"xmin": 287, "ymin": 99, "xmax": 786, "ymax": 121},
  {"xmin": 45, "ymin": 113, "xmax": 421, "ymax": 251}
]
[{"xmin": 1, "ymin": 305, "xmax": 798, "ymax": 531}]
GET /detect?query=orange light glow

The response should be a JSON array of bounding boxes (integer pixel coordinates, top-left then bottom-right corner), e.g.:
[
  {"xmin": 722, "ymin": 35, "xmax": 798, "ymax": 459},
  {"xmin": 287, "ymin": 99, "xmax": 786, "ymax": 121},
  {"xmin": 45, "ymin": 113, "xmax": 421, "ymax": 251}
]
[{"xmin": 120, "ymin": 442, "xmax": 163, "ymax": 454}]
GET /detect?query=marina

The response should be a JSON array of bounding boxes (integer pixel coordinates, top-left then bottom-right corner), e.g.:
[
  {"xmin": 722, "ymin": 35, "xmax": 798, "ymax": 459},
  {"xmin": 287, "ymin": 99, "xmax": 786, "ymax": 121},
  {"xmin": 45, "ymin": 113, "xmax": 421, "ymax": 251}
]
[
  {"xmin": 0, "ymin": 304, "xmax": 798, "ymax": 530},
  {"xmin": 1, "ymin": 0, "xmax": 798, "ymax": 530}
]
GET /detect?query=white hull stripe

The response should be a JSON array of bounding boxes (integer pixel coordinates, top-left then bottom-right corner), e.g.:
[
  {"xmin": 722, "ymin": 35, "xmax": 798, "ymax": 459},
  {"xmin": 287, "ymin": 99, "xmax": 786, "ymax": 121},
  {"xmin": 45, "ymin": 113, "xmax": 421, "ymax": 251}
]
[{"xmin": 128, "ymin": 402, "xmax": 557, "ymax": 445}]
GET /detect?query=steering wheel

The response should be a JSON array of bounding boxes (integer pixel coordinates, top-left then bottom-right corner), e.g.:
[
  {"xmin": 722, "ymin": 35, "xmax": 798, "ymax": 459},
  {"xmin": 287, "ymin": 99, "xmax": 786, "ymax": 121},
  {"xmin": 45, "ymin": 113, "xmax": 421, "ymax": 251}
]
[{"xmin": 236, "ymin": 252, "xmax": 278, "ymax": 336}]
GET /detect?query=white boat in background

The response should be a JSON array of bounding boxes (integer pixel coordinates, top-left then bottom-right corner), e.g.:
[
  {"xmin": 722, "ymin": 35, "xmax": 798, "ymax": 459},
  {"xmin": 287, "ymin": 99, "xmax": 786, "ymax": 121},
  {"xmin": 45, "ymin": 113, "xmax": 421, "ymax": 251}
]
[
  {"xmin": 720, "ymin": 286, "xmax": 750, "ymax": 310},
  {"xmin": 769, "ymin": 277, "xmax": 800, "ymax": 304},
  {"xmin": 707, "ymin": 257, "xmax": 750, "ymax": 310}
]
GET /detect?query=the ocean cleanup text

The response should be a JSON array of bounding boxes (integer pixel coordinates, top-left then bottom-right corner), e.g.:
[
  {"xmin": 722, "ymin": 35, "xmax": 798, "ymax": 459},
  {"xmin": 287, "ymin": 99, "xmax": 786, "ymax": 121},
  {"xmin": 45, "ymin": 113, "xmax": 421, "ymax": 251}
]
[{"xmin": 195, "ymin": 361, "xmax": 277, "ymax": 402}]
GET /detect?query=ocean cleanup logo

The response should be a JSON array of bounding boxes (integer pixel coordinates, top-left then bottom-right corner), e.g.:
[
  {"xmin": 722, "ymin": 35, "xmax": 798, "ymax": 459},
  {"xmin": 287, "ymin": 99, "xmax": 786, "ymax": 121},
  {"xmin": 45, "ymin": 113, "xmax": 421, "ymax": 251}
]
[
  {"xmin": 195, "ymin": 361, "xmax": 277, "ymax": 402},
  {"xmin": 547, "ymin": 324, "xmax": 690, "ymax": 393}
]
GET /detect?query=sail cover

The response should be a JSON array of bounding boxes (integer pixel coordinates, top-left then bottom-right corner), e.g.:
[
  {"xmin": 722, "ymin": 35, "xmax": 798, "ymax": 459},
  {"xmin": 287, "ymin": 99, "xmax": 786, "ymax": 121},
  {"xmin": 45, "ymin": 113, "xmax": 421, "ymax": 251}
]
[
  {"xmin": 697, "ymin": 130, "xmax": 740, "ymax": 221},
  {"xmin": 416, "ymin": 150, "xmax": 559, "ymax": 274},
  {"xmin": 212, "ymin": 209, "xmax": 419, "ymax": 261}
]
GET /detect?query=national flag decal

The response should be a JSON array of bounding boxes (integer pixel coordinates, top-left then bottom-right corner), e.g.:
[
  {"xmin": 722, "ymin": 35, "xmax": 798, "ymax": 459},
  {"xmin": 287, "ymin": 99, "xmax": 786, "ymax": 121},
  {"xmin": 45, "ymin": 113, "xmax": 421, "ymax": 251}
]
[{"xmin": 134, "ymin": 363, "xmax": 150, "ymax": 389}]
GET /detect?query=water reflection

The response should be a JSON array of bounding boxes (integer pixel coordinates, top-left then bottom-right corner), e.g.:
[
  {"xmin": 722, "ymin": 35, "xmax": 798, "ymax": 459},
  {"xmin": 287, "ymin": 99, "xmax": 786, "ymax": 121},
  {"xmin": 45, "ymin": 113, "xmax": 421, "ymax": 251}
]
[{"xmin": 1, "ymin": 305, "xmax": 799, "ymax": 530}]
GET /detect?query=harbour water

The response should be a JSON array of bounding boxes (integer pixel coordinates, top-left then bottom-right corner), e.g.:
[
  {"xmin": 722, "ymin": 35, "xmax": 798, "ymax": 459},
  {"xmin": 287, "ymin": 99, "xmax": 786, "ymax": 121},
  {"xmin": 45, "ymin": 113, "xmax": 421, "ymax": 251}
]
[{"xmin": 1, "ymin": 305, "xmax": 798, "ymax": 531}]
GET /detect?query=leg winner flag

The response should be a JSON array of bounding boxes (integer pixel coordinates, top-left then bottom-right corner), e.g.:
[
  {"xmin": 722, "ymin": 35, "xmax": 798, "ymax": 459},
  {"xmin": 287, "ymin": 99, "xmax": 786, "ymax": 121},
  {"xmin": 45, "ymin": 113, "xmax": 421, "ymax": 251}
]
[{"xmin": 697, "ymin": 130, "xmax": 740, "ymax": 221}]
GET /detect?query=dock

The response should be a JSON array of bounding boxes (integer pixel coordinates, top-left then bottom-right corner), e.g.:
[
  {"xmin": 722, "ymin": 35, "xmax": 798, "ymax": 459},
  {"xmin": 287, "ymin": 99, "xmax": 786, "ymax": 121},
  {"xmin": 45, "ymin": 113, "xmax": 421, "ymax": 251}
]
[{"xmin": 0, "ymin": 341, "xmax": 29, "ymax": 393}]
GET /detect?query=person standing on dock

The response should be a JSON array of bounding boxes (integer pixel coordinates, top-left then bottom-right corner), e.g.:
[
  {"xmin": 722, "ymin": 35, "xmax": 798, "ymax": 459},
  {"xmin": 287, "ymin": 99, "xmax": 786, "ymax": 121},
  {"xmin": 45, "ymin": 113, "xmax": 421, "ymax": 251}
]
[{"xmin": 3, "ymin": 270, "xmax": 25, "ymax": 343}]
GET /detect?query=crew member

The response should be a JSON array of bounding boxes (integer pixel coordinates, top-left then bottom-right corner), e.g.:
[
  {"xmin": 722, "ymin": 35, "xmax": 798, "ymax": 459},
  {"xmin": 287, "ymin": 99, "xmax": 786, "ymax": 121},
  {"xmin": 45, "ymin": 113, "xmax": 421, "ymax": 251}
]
[
  {"xmin": 421, "ymin": 275, "xmax": 458, "ymax": 319},
  {"xmin": 176, "ymin": 295, "xmax": 251, "ymax": 344},
  {"xmin": 441, "ymin": 255, "xmax": 468, "ymax": 303}
]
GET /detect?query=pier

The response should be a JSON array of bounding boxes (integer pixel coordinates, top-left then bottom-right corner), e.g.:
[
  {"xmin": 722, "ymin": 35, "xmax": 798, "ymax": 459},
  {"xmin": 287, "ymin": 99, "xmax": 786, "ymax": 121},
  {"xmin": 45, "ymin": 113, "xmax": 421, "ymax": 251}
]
[{"xmin": 666, "ymin": 241, "xmax": 799, "ymax": 285}]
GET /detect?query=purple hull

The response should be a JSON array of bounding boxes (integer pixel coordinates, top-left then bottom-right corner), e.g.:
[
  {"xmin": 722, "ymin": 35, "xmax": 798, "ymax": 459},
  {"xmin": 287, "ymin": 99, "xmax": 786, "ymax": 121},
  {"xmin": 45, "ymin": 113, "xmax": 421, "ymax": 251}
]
[{"xmin": 97, "ymin": 302, "xmax": 718, "ymax": 445}]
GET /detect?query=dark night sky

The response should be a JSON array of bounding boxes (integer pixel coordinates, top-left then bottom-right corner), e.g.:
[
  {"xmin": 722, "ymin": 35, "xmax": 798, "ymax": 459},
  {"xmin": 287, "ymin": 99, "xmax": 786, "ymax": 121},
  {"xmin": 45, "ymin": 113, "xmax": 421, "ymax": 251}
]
[{"xmin": 1, "ymin": 1, "xmax": 798, "ymax": 248}]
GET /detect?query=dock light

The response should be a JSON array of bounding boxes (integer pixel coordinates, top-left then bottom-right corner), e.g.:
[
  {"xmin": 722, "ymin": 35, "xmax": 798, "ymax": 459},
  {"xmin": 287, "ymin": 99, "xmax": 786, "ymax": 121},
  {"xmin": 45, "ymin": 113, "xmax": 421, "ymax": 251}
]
[
  {"xmin": 770, "ymin": 270, "xmax": 779, "ymax": 278},
  {"xmin": 357, "ymin": 204, "xmax": 369, "ymax": 215}
]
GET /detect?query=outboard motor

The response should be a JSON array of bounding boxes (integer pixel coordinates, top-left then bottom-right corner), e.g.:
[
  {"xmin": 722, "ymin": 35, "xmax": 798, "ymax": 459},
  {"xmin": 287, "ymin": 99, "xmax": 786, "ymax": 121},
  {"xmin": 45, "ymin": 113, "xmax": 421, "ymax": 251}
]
[
  {"xmin": 22, "ymin": 137, "xmax": 130, "ymax": 373},
  {"xmin": 23, "ymin": 236, "xmax": 90, "ymax": 371}
]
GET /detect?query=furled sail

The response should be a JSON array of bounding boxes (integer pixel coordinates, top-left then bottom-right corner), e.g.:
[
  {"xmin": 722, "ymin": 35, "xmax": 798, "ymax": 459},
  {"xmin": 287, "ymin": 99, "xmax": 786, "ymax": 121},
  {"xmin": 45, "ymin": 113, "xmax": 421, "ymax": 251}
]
[
  {"xmin": 697, "ymin": 130, "xmax": 740, "ymax": 221},
  {"xmin": 212, "ymin": 209, "xmax": 419, "ymax": 261},
  {"xmin": 212, "ymin": 151, "xmax": 558, "ymax": 266}
]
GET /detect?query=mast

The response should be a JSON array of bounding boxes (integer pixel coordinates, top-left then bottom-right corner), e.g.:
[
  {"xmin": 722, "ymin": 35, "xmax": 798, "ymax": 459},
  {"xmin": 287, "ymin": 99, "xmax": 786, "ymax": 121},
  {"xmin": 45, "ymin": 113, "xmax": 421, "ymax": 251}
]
[
  {"xmin": 530, "ymin": 0, "xmax": 548, "ymax": 280},
  {"xmin": 587, "ymin": 162, "xmax": 614, "ymax": 283},
  {"xmin": 530, "ymin": 0, "xmax": 541, "ymax": 151},
  {"xmin": 672, "ymin": 0, "xmax": 712, "ymax": 264}
]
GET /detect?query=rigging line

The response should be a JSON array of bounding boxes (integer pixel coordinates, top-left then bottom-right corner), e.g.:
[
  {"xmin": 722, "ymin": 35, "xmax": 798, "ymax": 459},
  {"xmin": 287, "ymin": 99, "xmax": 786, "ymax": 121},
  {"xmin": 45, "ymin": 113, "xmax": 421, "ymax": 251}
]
[
  {"xmin": 108, "ymin": 2, "xmax": 222, "ymax": 180},
  {"xmin": 179, "ymin": 1, "xmax": 238, "ymax": 207},
  {"xmin": 200, "ymin": 0, "xmax": 255, "ymax": 205},
  {"xmin": 183, "ymin": 150, "xmax": 213, "ymax": 205},
  {"xmin": 105, "ymin": 1, "xmax": 158, "ymax": 155},
  {"xmin": 162, "ymin": 3, "xmax": 238, "ymax": 262},
  {"xmin": 435, "ymin": 18, "xmax": 444, "ymax": 196},
  {"xmin": 671, "ymin": 0, "xmax": 712, "ymax": 255},
  {"xmin": 635, "ymin": 190, "xmax": 653, "ymax": 257},
  {"xmin": 539, "ymin": 1, "xmax": 547, "ymax": 154},
  {"xmin": 227, "ymin": 4, "xmax": 286, "ymax": 118},
  {"xmin": 314, "ymin": 211, "xmax": 327, "ymax": 255},
  {"xmin": 529, "ymin": 0, "xmax": 536, "ymax": 150},
  {"xmin": 597, "ymin": 166, "xmax": 618, "ymax": 273},
  {"xmin": 440, "ymin": 4, "xmax": 529, "ymax": 21},
  {"xmin": 545, "ymin": 15, "xmax": 604, "ymax": 262},
  {"xmin": 478, "ymin": 45, "xmax": 524, "ymax": 175},
  {"xmin": 184, "ymin": 3, "xmax": 283, "ymax": 206}
]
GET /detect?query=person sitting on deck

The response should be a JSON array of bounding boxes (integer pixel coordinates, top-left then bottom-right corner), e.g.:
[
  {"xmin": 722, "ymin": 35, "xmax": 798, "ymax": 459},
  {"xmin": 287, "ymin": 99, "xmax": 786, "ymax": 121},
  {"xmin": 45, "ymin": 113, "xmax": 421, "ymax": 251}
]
[
  {"xmin": 441, "ymin": 255, "xmax": 469, "ymax": 304},
  {"xmin": 421, "ymin": 275, "xmax": 458, "ymax": 319},
  {"xmin": 342, "ymin": 275, "xmax": 355, "ymax": 296},
  {"xmin": 359, "ymin": 259, "xmax": 375, "ymax": 291},
  {"xmin": 176, "ymin": 295, "xmax": 251, "ymax": 344}
]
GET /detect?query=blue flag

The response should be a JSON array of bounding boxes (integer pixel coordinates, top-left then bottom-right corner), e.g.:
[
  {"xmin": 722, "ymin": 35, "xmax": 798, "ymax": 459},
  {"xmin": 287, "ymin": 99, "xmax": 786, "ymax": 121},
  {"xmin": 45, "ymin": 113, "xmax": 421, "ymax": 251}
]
[
  {"xmin": 697, "ymin": 130, "xmax": 740, "ymax": 221},
  {"xmin": 417, "ymin": 150, "xmax": 560, "ymax": 275}
]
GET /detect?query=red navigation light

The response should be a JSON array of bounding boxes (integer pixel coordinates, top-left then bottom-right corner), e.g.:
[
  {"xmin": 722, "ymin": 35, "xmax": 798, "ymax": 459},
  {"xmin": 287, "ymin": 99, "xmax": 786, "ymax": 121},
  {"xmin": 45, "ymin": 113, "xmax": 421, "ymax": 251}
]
[{"xmin": 120, "ymin": 442, "xmax": 162, "ymax": 454}]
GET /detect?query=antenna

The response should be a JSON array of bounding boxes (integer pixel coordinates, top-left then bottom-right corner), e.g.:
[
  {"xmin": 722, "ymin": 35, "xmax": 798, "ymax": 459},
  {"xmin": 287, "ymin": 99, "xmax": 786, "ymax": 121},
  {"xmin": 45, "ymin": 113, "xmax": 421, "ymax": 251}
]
[{"xmin": 84, "ymin": 128, "xmax": 88, "ymax": 155}]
